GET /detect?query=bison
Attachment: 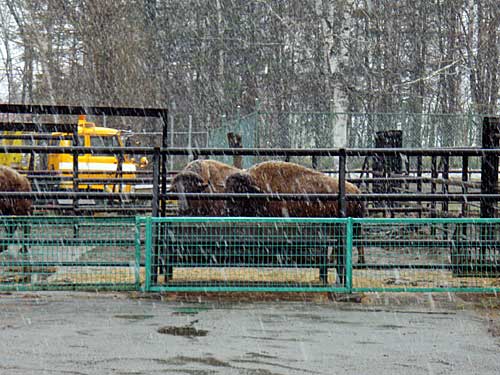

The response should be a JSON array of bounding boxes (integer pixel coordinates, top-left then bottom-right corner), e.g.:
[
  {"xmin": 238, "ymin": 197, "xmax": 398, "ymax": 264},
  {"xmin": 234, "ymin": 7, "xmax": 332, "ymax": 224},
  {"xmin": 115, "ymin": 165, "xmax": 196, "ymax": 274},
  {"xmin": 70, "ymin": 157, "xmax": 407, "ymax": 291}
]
[
  {"xmin": 224, "ymin": 161, "xmax": 366, "ymax": 264},
  {"xmin": 0, "ymin": 165, "xmax": 32, "ymax": 253},
  {"xmin": 170, "ymin": 159, "xmax": 241, "ymax": 216}
]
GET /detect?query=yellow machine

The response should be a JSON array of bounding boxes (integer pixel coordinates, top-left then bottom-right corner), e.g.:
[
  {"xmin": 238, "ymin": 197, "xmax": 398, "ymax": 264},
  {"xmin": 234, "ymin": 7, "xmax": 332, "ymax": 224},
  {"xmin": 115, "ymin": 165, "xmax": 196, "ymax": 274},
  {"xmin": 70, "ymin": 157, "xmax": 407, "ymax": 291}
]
[
  {"xmin": 47, "ymin": 115, "xmax": 147, "ymax": 193},
  {"xmin": 0, "ymin": 130, "xmax": 31, "ymax": 170}
]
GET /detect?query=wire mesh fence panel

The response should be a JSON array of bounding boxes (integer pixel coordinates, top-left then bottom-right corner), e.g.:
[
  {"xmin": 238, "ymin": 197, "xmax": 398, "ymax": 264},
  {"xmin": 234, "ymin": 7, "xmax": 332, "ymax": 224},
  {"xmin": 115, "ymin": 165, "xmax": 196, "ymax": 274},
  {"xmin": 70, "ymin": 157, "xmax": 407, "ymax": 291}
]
[
  {"xmin": 352, "ymin": 218, "xmax": 500, "ymax": 292},
  {"xmin": 208, "ymin": 112, "xmax": 258, "ymax": 168},
  {"xmin": 253, "ymin": 112, "xmax": 486, "ymax": 149},
  {"xmin": 144, "ymin": 217, "xmax": 349, "ymax": 292},
  {"xmin": 0, "ymin": 216, "xmax": 138, "ymax": 290}
]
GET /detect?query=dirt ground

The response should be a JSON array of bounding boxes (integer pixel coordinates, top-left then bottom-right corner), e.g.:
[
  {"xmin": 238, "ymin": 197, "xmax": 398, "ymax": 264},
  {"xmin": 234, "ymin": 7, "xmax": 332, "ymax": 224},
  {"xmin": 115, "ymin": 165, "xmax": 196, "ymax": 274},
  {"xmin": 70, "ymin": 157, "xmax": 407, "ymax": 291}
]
[{"xmin": 0, "ymin": 291, "xmax": 499, "ymax": 375}]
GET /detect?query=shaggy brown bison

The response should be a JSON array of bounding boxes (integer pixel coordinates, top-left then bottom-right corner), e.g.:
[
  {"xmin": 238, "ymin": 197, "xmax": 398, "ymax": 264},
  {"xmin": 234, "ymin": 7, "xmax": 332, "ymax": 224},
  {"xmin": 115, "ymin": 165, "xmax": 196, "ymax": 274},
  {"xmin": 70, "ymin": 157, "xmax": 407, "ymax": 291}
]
[
  {"xmin": 170, "ymin": 159, "xmax": 241, "ymax": 216},
  {"xmin": 0, "ymin": 165, "xmax": 32, "ymax": 253},
  {"xmin": 224, "ymin": 161, "xmax": 366, "ymax": 263}
]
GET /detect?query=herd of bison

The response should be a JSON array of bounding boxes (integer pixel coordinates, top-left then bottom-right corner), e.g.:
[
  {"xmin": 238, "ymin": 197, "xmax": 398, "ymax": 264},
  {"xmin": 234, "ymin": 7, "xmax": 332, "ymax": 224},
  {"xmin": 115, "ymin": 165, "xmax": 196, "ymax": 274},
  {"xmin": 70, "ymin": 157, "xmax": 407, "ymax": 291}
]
[
  {"xmin": 1, "ymin": 159, "xmax": 366, "ymax": 219},
  {"xmin": 0, "ymin": 159, "xmax": 366, "ymax": 219},
  {"xmin": 0, "ymin": 159, "xmax": 366, "ymax": 257}
]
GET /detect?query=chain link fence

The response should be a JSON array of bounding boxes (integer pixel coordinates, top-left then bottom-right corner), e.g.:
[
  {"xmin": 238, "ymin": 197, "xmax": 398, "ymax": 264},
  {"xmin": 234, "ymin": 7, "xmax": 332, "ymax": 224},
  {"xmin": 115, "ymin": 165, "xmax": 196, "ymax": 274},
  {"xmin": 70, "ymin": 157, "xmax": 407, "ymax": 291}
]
[{"xmin": 200, "ymin": 111, "xmax": 487, "ymax": 150}]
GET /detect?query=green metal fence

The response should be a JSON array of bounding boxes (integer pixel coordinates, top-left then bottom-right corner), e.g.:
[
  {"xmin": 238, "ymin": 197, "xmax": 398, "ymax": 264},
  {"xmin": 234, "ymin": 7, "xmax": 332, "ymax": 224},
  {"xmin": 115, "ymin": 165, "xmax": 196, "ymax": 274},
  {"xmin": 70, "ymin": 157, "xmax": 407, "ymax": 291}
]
[
  {"xmin": 0, "ymin": 216, "xmax": 138, "ymax": 291},
  {"xmin": 141, "ymin": 217, "xmax": 350, "ymax": 292},
  {"xmin": 142, "ymin": 217, "xmax": 500, "ymax": 293},
  {"xmin": 353, "ymin": 218, "xmax": 500, "ymax": 293},
  {"xmin": 1, "ymin": 216, "xmax": 499, "ymax": 293}
]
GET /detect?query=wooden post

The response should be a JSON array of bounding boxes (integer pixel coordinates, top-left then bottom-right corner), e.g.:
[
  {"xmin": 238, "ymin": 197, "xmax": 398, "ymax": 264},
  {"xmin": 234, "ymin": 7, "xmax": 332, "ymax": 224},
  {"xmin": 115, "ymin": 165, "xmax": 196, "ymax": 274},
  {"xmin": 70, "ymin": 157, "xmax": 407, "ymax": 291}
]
[
  {"xmin": 227, "ymin": 132, "xmax": 243, "ymax": 169},
  {"xmin": 480, "ymin": 116, "xmax": 499, "ymax": 263},
  {"xmin": 373, "ymin": 130, "xmax": 403, "ymax": 214},
  {"xmin": 480, "ymin": 116, "xmax": 499, "ymax": 218},
  {"xmin": 312, "ymin": 155, "xmax": 318, "ymax": 170}
]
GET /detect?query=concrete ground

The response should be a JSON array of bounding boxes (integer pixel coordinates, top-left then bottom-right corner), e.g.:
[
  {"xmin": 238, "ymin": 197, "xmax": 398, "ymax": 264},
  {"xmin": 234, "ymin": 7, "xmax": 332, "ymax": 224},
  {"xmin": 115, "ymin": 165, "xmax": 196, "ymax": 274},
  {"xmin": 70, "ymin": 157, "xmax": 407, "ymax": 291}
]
[{"xmin": 0, "ymin": 291, "xmax": 499, "ymax": 375}]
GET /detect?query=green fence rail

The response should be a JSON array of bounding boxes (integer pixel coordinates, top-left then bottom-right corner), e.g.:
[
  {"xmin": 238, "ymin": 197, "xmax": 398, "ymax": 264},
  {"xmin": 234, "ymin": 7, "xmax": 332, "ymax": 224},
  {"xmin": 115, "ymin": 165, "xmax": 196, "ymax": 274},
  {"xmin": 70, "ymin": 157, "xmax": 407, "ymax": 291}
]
[
  {"xmin": 1, "ymin": 216, "xmax": 499, "ymax": 293},
  {"xmin": 142, "ymin": 217, "xmax": 500, "ymax": 293}
]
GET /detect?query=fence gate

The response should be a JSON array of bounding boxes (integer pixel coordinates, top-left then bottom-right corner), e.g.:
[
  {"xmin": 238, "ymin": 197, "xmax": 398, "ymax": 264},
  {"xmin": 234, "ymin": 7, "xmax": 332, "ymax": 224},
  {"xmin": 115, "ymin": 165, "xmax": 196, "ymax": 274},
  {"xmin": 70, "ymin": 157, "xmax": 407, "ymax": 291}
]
[{"xmin": 141, "ymin": 217, "xmax": 351, "ymax": 292}]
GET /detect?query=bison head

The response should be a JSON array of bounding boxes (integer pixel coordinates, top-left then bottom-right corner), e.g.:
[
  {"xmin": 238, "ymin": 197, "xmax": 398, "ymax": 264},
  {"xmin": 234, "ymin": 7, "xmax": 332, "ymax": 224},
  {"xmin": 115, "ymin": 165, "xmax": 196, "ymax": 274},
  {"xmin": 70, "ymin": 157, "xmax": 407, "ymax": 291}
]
[
  {"xmin": 224, "ymin": 172, "xmax": 262, "ymax": 216},
  {"xmin": 170, "ymin": 171, "xmax": 209, "ymax": 194},
  {"xmin": 225, "ymin": 172, "xmax": 261, "ymax": 194},
  {"xmin": 169, "ymin": 171, "xmax": 209, "ymax": 213}
]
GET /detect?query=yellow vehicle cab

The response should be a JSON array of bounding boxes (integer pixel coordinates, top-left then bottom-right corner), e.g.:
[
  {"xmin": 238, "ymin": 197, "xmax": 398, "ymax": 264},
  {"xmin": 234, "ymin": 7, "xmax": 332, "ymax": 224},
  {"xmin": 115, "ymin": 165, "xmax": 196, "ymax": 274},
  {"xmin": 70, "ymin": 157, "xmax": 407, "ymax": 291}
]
[{"xmin": 47, "ymin": 115, "xmax": 145, "ymax": 193}]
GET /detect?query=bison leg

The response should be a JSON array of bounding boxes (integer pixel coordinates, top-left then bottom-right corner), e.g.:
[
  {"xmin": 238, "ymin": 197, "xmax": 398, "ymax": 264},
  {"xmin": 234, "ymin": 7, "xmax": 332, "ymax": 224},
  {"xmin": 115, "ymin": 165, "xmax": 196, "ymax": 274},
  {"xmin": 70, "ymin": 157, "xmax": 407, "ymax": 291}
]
[
  {"xmin": 0, "ymin": 222, "xmax": 17, "ymax": 254},
  {"xmin": 354, "ymin": 222, "xmax": 365, "ymax": 265},
  {"xmin": 20, "ymin": 222, "xmax": 31, "ymax": 254}
]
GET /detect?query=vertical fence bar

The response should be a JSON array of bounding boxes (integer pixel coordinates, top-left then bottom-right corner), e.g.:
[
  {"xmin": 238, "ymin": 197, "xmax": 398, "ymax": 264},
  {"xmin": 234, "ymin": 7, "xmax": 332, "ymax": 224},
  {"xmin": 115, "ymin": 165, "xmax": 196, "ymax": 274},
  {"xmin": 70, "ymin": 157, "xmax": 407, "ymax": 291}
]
[
  {"xmin": 151, "ymin": 148, "xmax": 160, "ymax": 285},
  {"xmin": 161, "ymin": 114, "xmax": 168, "ymax": 218},
  {"xmin": 134, "ymin": 217, "xmax": 142, "ymax": 290},
  {"xmin": 72, "ymin": 129, "xmax": 79, "ymax": 238},
  {"xmin": 442, "ymin": 155, "xmax": 449, "ymax": 214},
  {"xmin": 338, "ymin": 149, "xmax": 347, "ymax": 285},
  {"xmin": 345, "ymin": 218, "xmax": 353, "ymax": 293},
  {"xmin": 339, "ymin": 149, "xmax": 346, "ymax": 217},
  {"xmin": 144, "ymin": 216, "xmax": 152, "ymax": 291},
  {"xmin": 431, "ymin": 156, "xmax": 437, "ymax": 235},
  {"xmin": 152, "ymin": 148, "xmax": 160, "ymax": 217},
  {"xmin": 417, "ymin": 155, "xmax": 423, "ymax": 218},
  {"xmin": 462, "ymin": 156, "xmax": 469, "ymax": 217},
  {"xmin": 160, "ymin": 110, "xmax": 170, "ymax": 284},
  {"xmin": 169, "ymin": 113, "xmax": 175, "ymax": 170}
]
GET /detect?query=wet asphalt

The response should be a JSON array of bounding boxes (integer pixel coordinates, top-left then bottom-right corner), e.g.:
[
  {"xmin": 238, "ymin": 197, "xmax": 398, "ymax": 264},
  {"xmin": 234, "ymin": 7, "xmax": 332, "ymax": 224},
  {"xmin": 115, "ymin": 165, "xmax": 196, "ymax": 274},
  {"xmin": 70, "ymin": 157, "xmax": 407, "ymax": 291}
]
[{"xmin": 0, "ymin": 292, "xmax": 499, "ymax": 375}]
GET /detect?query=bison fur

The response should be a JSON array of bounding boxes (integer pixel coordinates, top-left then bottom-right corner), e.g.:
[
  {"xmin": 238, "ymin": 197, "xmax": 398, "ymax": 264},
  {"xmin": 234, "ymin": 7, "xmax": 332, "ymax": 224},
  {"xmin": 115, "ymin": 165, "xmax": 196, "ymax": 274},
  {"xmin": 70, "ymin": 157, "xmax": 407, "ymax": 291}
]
[
  {"xmin": 224, "ymin": 161, "xmax": 366, "ymax": 263},
  {"xmin": 0, "ymin": 166, "xmax": 32, "ymax": 253},
  {"xmin": 170, "ymin": 159, "xmax": 241, "ymax": 216}
]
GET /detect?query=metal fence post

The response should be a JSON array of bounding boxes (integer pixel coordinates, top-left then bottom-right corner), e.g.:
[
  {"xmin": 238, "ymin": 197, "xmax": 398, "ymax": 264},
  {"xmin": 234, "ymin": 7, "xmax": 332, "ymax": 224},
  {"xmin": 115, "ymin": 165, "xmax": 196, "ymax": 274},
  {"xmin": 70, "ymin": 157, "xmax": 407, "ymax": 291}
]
[
  {"xmin": 345, "ymin": 218, "xmax": 353, "ymax": 293},
  {"xmin": 160, "ymin": 109, "xmax": 169, "ymax": 218},
  {"xmin": 72, "ymin": 129, "xmax": 79, "ymax": 238},
  {"xmin": 461, "ymin": 156, "xmax": 469, "ymax": 217},
  {"xmin": 144, "ymin": 216, "xmax": 152, "ymax": 292},
  {"xmin": 151, "ymin": 148, "xmax": 160, "ymax": 285},
  {"xmin": 442, "ymin": 155, "xmax": 449, "ymax": 214},
  {"xmin": 417, "ymin": 155, "xmax": 423, "ymax": 218},
  {"xmin": 338, "ymin": 149, "xmax": 347, "ymax": 286},
  {"xmin": 431, "ymin": 156, "xmax": 437, "ymax": 236},
  {"xmin": 338, "ymin": 148, "xmax": 346, "ymax": 217},
  {"xmin": 134, "ymin": 217, "xmax": 142, "ymax": 290}
]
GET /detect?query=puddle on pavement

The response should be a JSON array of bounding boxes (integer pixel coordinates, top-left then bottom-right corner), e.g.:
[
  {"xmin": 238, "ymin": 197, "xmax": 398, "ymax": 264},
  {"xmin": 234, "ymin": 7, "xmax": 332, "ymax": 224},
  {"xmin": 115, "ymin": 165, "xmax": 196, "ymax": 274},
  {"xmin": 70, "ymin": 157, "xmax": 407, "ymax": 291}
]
[
  {"xmin": 156, "ymin": 356, "xmax": 229, "ymax": 367},
  {"xmin": 172, "ymin": 306, "xmax": 211, "ymax": 315},
  {"xmin": 157, "ymin": 325, "xmax": 208, "ymax": 337},
  {"xmin": 113, "ymin": 314, "xmax": 155, "ymax": 321}
]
